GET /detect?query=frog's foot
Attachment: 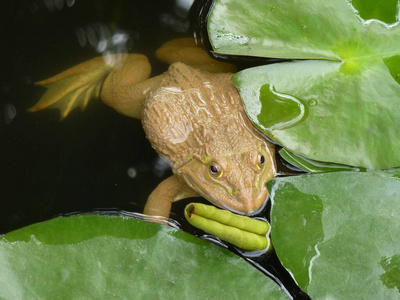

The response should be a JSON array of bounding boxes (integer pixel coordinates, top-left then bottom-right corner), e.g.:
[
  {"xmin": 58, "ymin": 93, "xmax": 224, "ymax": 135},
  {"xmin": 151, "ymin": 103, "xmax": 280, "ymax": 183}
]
[
  {"xmin": 155, "ymin": 38, "xmax": 237, "ymax": 73},
  {"xmin": 29, "ymin": 56, "xmax": 118, "ymax": 120},
  {"xmin": 30, "ymin": 54, "xmax": 158, "ymax": 120}
]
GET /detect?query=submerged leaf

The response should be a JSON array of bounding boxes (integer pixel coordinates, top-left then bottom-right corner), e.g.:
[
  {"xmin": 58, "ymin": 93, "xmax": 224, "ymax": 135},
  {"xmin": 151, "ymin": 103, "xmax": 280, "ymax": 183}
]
[{"xmin": 268, "ymin": 171, "xmax": 400, "ymax": 298}]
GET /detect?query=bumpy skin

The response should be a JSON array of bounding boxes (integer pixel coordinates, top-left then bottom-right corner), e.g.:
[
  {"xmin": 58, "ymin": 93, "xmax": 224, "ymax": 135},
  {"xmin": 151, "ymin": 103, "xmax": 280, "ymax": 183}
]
[
  {"xmin": 143, "ymin": 63, "xmax": 275, "ymax": 214},
  {"xmin": 30, "ymin": 38, "xmax": 276, "ymax": 220}
]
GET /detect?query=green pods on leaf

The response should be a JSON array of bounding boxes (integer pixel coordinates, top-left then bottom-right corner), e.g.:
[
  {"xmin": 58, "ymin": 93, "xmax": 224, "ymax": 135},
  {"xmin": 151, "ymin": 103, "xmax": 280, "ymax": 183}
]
[{"xmin": 185, "ymin": 203, "xmax": 270, "ymax": 251}]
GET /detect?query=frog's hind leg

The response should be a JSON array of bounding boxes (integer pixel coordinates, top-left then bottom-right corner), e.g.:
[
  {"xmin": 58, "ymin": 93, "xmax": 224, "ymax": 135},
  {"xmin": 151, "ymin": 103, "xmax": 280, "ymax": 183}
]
[
  {"xmin": 100, "ymin": 55, "xmax": 163, "ymax": 119},
  {"xmin": 30, "ymin": 54, "xmax": 162, "ymax": 120},
  {"xmin": 155, "ymin": 38, "xmax": 237, "ymax": 73}
]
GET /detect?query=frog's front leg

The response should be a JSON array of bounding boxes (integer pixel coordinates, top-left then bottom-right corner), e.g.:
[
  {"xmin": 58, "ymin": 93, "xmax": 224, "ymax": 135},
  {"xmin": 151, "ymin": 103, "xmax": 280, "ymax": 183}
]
[{"xmin": 143, "ymin": 175, "xmax": 198, "ymax": 220}]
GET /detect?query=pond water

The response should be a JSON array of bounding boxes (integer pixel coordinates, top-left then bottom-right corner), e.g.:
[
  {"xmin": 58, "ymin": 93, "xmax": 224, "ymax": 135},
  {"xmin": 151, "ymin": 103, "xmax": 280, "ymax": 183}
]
[{"xmin": 1, "ymin": 0, "xmax": 307, "ymax": 298}]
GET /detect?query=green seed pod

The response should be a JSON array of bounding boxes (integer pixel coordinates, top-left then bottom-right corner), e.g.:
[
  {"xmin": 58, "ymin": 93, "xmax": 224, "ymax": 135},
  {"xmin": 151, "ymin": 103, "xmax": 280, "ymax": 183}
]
[{"xmin": 184, "ymin": 203, "xmax": 271, "ymax": 251}]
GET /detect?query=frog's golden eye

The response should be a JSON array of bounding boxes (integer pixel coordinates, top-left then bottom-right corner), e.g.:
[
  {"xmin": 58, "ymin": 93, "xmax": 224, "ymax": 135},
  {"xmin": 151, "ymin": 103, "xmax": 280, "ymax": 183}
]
[
  {"xmin": 257, "ymin": 153, "xmax": 265, "ymax": 169},
  {"xmin": 209, "ymin": 162, "xmax": 223, "ymax": 178}
]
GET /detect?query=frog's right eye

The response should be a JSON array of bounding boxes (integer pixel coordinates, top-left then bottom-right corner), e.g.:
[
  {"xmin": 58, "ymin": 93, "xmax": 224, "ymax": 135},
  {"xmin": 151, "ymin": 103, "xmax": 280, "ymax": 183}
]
[
  {"xmin": 257, "ymin": 153, "xmax": 265, "ymax": 170},
  {"xmin": 209, "ymin": 162, "xmax": 223, "ymax": 178}
]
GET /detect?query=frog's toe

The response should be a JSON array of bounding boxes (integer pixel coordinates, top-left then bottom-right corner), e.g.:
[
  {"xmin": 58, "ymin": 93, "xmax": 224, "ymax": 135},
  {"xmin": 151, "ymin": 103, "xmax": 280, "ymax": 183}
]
[{"xmin": 29, "ymin": 57, "xmax": 114, "ymax": 120}]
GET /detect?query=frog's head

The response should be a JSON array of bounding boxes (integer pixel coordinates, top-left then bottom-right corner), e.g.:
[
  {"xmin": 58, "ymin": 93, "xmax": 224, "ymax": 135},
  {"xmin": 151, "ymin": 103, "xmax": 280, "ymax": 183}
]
[{"xmin": 176, "ymin": 141, "xmax": 276, "ymax": 214}]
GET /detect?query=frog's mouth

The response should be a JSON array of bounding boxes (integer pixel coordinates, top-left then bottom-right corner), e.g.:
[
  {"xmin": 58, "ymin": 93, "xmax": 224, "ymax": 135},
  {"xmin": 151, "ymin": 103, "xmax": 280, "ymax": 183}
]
[
  {"xmin": 215, "ymin": 193, "xmax": 268, "ymax": 216},
  {"xmin": 177, "ymin": 155, "xmax": 270, "ymax": 215},
  {"xmin": 204, "ymin": 191, "xmax": 268, "ymax": 216},
  {"xmin": 179, "ymin": 171, "xmax": 268, "ymax": 215}
]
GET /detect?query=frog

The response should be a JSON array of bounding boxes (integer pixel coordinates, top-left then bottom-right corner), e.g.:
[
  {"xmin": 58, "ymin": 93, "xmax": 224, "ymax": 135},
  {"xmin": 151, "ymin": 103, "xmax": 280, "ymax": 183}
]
[{"xmin": 29, "ymin": 38, "xmax": 277, "ymax": 221}]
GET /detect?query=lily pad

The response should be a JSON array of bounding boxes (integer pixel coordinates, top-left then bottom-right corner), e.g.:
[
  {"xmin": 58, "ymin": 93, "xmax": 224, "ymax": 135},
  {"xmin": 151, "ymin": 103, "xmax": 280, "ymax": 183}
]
[
  {"xmin": 268, "ymin": 171, "xmax": 400, "ymax": 298},
  {"xmin": 208, "ymin": 0, "xmax": 400, "ymax": 169},
  {"xmin": 279, "ymin": 148, "xmax": 364, "ymax": 173},
  {"xmin": 0, "ymin": 215, "xmax": 286, "ymax": 299}
]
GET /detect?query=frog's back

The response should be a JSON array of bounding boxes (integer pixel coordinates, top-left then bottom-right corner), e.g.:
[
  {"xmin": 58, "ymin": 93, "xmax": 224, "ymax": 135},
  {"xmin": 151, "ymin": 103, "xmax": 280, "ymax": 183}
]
[{"xmin": 142, "ymin": 63, "xmax": 261, "ymax": 171}]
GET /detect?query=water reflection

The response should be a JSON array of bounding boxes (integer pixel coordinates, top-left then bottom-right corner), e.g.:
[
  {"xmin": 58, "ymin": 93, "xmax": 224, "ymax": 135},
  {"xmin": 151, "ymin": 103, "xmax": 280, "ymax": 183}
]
[
  {"xmin": 152, "ymin": 157, "xmax": 171, "ymax": 178},
  {"xmin": 159, "ymin": 0, "xmax": 195, "ymax": 32},
  {"xmin": 43, "ymin": 0, "xmax": 76, "ymax": 13},
  {"xmin": 75, "ymin": 24, "xmax": 134, "ymax": 65},
  {"xmin": 3, "ymin": 104, "xmax": 17, "ymax": 125}
]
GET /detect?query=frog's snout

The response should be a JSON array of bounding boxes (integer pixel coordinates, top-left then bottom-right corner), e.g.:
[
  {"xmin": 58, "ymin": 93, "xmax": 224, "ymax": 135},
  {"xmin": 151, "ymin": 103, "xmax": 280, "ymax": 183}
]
[{"xmin": 233, "ymin": 189, "xmax": 268, "ymax": 214}]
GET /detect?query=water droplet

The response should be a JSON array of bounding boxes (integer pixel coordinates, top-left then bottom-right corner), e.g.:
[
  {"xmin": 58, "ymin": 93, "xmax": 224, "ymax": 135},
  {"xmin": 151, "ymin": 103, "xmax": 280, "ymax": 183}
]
[
  {"xmin": 153, "ymin": 157, "xmax": 171, "ymax": 177},
  {"xmin": 270, "ymin": 6, "xmax": 276, "ymax": 12},
  {"xmin": 308, "ymin": 99, "xmax": 317, "ymax": 106},
  {"xmin": 127, "ymin": 167, "xmax": 137, "ymax": 178},
  {"xmin": 350, "ymin": 0, "xmax": 398, "ymax": 24},
  {"xmin": 257, "ymin": 84, "xmax": 308, "ymax": 131},
  {"xmin": 4, "ymin": 103, "xmax": 17, "ymax": 125},
  {"xmin": 380, "ymin": 254, "xmax": 400, "ymax": 291},
  {"xmin": 66, "ymin": 0, "xmax": 75, "ymax": 7},
  {"xmin": 220, "ymin": 32, "xmax": 250, "ymax": 45},
  {"xmin": 301, "ymin": 25, "xmax": 307, "ymax": 29}
]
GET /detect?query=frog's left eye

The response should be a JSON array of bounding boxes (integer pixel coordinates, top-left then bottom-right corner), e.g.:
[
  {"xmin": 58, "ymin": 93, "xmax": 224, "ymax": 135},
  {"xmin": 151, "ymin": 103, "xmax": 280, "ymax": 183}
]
[
  {"xmin": 257, "ymin": 153, "xmax": 265, "ymax": 169},
  {"xmin": 209, "ymin": 162, "xmax": 223, "ymax": 178}
]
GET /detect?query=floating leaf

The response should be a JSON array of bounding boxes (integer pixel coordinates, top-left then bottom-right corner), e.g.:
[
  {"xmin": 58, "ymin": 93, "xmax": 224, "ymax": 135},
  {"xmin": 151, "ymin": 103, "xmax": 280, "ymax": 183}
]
[
  {"xmin": 268, "ymin": 171, "xmax": 400, "ymax": 298},
  {"xmin": 208, "ymin": 0, "xmax": 400, "ymax": 168},
  {"xmin": 279, "ymin": 148, "xmax": 363, "ymax": 173},
  {"xmin": 0, "ymin": 215, "xmax": 286, "ymax": 299}
]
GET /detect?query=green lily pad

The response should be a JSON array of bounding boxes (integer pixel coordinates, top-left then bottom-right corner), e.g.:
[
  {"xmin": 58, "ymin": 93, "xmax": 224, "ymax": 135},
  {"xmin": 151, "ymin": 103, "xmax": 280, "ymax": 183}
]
[
  {"xmin": 0, "ymin": 215, "xmax": 286, "ymax": 299},
  {"xmin": 279, "ymin": 149, "xmax": 400, "ymax": 178},
  {"xmin": 268, "ymin": 171, "xmax": 400, "ymax": 298},
  {"xmin": 208, "ymin": 0, "xmax": 400, "ymax": 169},
  {"xmin": 279, "ymin": 148, "xmax": 364, "ymax": 173}
]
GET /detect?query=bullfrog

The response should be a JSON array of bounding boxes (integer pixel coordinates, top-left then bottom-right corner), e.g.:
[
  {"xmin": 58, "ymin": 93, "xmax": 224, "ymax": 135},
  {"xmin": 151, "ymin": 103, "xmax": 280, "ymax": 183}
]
[{"xmin": 29, "ymin": 38, "xmax": 276, "ymax": 220}]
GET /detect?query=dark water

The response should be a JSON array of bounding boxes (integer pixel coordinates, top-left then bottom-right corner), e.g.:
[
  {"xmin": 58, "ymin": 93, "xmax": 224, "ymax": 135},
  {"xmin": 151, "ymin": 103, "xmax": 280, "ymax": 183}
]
[
  {"xmin": 1, "ymin": 0, "xmax": 308, "ymax": 298},
  {"xmin": 1, "ymin": 0, "xmax": 182, "ymax": 234}
]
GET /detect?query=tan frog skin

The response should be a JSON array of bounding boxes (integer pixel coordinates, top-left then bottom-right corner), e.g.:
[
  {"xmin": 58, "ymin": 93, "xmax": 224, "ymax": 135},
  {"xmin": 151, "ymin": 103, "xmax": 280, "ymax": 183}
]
[{"xmin": 29, "ymin": 38, "xmax": 276, "ymax": 221}]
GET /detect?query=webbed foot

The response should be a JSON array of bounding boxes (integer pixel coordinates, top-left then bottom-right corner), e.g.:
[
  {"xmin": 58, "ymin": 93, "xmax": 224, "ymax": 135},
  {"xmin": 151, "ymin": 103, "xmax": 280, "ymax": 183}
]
[
  {"xmin": 29, "ymin": 56, "xmax": 118, "ymax": 120},
  {"xmin": 30, "ymin": 54, "xmax": 157, "ymax": 120}
]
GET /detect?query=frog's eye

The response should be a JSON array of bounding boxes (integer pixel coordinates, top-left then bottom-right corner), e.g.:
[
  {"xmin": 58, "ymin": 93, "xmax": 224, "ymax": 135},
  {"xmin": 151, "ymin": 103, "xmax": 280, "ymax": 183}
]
[
  {"xmin": 209, "ymin": 162, "xmax": 223, "ymax": 178},
  {"xmin": 257, "ymin": 153, "xmax": 265, "ymax": 169}
]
